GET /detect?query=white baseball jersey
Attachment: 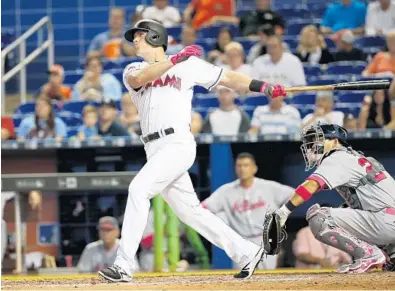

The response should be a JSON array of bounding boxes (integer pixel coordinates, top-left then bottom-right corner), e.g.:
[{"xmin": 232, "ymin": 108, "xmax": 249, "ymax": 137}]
[
  {"xmin": 309, "ymin": 148, "xmax": 395, "ymax": 211},
  {"xmin": 202, "ymin": 178, "xmax": 294, "ymax": 238},
  {"xmin": 123, "ymin": 57, "xmax": 223, "ymax": 136}
]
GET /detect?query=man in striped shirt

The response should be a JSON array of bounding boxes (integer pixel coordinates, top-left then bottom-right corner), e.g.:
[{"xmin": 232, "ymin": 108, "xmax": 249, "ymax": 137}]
[{"xmin": 249, "ymin": 96, "xmax": 301, "ymax": 135}]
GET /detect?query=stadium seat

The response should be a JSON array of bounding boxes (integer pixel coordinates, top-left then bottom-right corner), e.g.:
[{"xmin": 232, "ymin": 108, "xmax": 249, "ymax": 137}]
[
  {"xmin": 194, "ymin": 107, "xmax": 210, "ymax": 119},
  {"xmin": 62, "ymin": 100, "xmax": 99, "ymax": 114},
  {"xmin": 308, "ymin": 3, "xmax": 327, "ymax": 18},
  {"xmin": 194, "ymin": 86, "xmax": 209, "ymax": 94},
  {"xmin": 354, "ymin": 36, "xmax": 386, "ymax": 49},
  {"xmin": 326, "ymin": 61, "xmax": 367, "ymax": 75},
  {"xmin": 195, "ymin": 38, "xmax": 216, "ymax": 52},
  {"xmin": 295, "ymin": 105, "xmax": 315, "ymax": 118},
  {"xmin": 303, "ymin": 64, "xmax": 322, "ymax": 77},
  {"xmin": 198, "ymin": 24, "xmax": 240, "ymax": 39},
  {"xmin": 67, "ymin": 126, "xmax": 79, "ymax": 138},
  {"xmin": 283, "ymin": 37, "xmax": 298, "ymax": 51},
  {"xmin": 286, "ymin": 19, "xmax": 321, "ymax": 36},
  {"xmin": 193, "ymin": 94, "xmax": 219, "ymax": 108},
  {"xmin": 58, "ymin": 112, "xmax": 83, "ymax": 127},
  {"xmin": 167, "ymin": 25, "xmax": 182, "ymax": 39},
  {"xmin": 324, "ymin": 37, "xmax": 336, "ymax": 50},
  {"xmin": 290, "ymin": 93, "xmax": 316, "ymax": 105},
  {"xmin": 337, "ymin": 92, "xmax": 366, "ymax": 103},
  {"xmin": 234, "ymin": 37, "xmax": 258, "ymax": 52},
  {"xmin": 277, "ymin": 6, "xmax": 310, "ymax": 20},
  {"xmin": 14, "ymin": 102, "xmax": 36, "ymax": 114},
  {"xmin": 241, "ymin": 106, "xmax": 256, "ymax": 118},
  {"xmin": 335, "ymin": 103, "xmax": 361, "ymax": 116},
  {"xmin": 64, "ymin": 70, "xmax": 84, "ymax": 85},
  {"xmin": 242, "ymin": 95, "xmax": 268, "ymax": 107},
  {"xmin": 12, "ymin": 114, "xmax": 24, "ymax": 128},
  {"xmin": 309, "ymin": 75, "xmax": 350, "ymax": 86}
]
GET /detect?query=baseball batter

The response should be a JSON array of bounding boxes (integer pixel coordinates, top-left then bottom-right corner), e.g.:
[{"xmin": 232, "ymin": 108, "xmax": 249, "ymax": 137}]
[
  {"xmin": 202, "ymin": 152, "xmax": 294, "ymax": 270},
  {"xmin": 98, "ymin": 19, "xmax": 286, "ymax": 282},
  {"xmin": 274, "ymin": 123, "xmax": 395, "ymax": 273}
]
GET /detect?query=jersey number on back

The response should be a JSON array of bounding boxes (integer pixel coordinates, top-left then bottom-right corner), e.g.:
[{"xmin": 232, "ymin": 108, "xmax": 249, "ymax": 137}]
[{"xmin": 358, "ymin": 157, "xmax": 387, "ymax": 183}]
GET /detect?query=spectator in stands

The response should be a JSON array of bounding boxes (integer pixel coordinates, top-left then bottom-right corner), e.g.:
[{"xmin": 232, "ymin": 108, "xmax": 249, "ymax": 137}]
[
  {"xmin": 293, "ymin": 224, "xmax": 352, "ymax": 269},
  {"xmin": 98, "ymin": 100, "xmax": 129, "ymax": 137},
  {"xmin": 202, "ymin": 86, "xmax": 250, "ymax": 135},
  {"xmin": 191, "ymin": 111, "xmax": 203, "ymax": 134},
  {"xmin": 119, "ymin": 93, "xmax": 141, "ymax": 137},
  {"xmin": 320, "ymin": 0, "xmax": 367, "ymax": 36},
  {"xmin": 239, "ymin": 0, "xmax": 285, "ymax": 37},
  {"xmin": 247, "ymin": 24, "xmax": 289, "ymax": 64},
  {"xmin": 88, "ymin": 8, "xmax": 135, "ymax": 59},
  {"xmin": 343, "ymin": 113, "xmax": 358, "ymax": 131},
  {"xmin": 362, "ymin": 32, "xmax": 395, "ymax": 77},
  {"xmin": 1, "ymin": 116, "xmax": 15, "ymax": 140},
  {"xmin": 77, "ymin": 216, "xmax": 139, "ymax": 273},
  {"xmin": 332, "ymin": 30, "xmax": 367, "ymax": 62},
  {"xmin": 294, "ymin": 25, "xmax": 333, "ymax": 65},
  {"xmin": 248, "ymin": 96, "xmax": 301, "ymax": 135},
  {"xmin": 365, "ymin": 0, "xmax": 395, "ymax": 36},
  {"xmin": 183, "ymin": 0, "xmax": 236, "ymax": 30},
  {"xmin": 207, "ymin": 27, "xmax": 233, "ymax": 65},
  {"xmin": 78, "ymin": 105, "xmax": 99, "ymax": 141},
  {"xmin": 252, "ymin": 35, "xmax": 306, "ymax": 87},
  {"xmin": 167, "ymin": 26, "xmax": 198, "ymax": 55},
  {"xmin": 302, "ymin": 92, "xmax": 344, "ymax": 128},
  {"xmin": 142, "ymin": 0, "xmax": 181, "ymax": 28},
  {"xmin": 38, "ymin": 64, "xmax": 71, "ymax": 101},
  {"xmin": 221, "ymin": 42, "xmax": 253, "ymax": 77},
  {"xmin": 17, "ymin": 97, "xmax": 67, "ymax": 142},
  {"xmin": 72, "ymin": 54, "xmax": 122, "ymax": 102},
  {"xmin": 359, "ymin": 89, "xmax": 394, "ymax": 129}
]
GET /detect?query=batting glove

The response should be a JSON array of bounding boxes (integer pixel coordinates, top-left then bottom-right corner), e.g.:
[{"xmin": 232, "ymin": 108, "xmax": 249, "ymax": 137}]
[
  {"xmin": 261, "ymin": 83, "xmax": 287, "ymax": 99},
  {"xmin": 170, "ymin": 45, "xmax": 203, "ymax": 65}
]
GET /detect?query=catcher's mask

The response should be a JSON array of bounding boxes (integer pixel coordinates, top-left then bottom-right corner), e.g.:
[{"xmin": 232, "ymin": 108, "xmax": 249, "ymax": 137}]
[{"xmin": 300, "ymin": 123, "xmax": 348, "ymax": 171}]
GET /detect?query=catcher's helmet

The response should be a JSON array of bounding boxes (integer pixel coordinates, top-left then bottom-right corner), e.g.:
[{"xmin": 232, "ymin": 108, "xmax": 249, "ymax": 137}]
[
  {"xmin": 124, "ymin": 19, "xmax": 168, "ymax": 51},
  {"xmin": 300, "ymin": 123, "xmax": 348, "ymax": 170}
]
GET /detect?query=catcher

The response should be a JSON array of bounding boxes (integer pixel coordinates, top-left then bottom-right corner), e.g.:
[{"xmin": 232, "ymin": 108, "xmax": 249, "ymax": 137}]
[{"xmin": 263, "ymin": 123, "xmax": 395, "ymax": 273}]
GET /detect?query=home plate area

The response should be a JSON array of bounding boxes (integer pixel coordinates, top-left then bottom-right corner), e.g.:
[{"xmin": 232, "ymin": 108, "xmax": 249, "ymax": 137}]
[{"xmin": 2, "ymin": 269, "xmax": 395, "ymax": 290}]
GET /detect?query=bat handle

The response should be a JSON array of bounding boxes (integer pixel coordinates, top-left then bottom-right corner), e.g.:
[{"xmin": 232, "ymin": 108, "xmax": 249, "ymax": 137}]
[{"xmin": 285, "ymin": 85, "xmax": 335, "ymax": 93}]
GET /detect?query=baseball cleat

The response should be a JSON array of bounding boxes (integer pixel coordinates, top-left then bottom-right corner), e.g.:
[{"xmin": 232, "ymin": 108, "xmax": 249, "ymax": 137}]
[
  {"xmin": 383, "ymin": 259, "xmax": 395, "ymax": 272},
  {"xmin": 98, "ymin": 264, "xmax": 132, "ymax": 282},
  {"xmin": 233, "ymin": 247, "xmax": 265, "ymax": 279},
  {"xmin": 349, "ymin": 251, "xmax": 386, "ymax": 274}
]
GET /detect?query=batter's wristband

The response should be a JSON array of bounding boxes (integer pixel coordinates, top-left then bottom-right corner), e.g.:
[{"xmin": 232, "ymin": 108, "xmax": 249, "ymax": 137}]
[
  {"xmin": 295, "ymin": 185, "xmax": 313, "ymax": 201},
  {"xmin": 249, "ymin": 79, "xmax": 268, "ymax": 92}
]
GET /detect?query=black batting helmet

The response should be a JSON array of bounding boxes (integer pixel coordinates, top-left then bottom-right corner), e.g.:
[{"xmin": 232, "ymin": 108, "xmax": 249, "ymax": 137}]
[{"xmin": 124, "ymin": 19, "xmax": 168, "ymax": 51}]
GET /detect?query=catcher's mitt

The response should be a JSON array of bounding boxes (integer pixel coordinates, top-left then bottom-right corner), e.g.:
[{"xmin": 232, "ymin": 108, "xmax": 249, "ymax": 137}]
[{"xmin": 262, "ymin": 212, "xmax": 287, "ymax": 255}]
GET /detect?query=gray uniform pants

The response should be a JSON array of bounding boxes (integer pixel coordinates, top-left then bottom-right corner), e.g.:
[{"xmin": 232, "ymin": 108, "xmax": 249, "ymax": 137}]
[{"xmin": 330, "ymin": 207, "xmax": 395, "ymax": 246}]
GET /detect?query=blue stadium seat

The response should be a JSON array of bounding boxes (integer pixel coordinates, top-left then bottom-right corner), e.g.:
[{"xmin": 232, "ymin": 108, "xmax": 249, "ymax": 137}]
[
  {"xmin": 67, "ymin": 127, "xmax": 79, "ymax": 138},
  {"xmin": 308, "ymin": 75, "xmax": 349, "ymax": 85},
  {"xmin": 12, "ymin": 114, "xmax": 24, "ymax": 128},
  {"xmin": 194, "ymin": 86, "xmax": 209, "ymax": 94},
  {"xmin": 290, "ymin": 93, "xmax": 316, "ymax": 105},
  {"xmin": 58, "ymin": 112, "xmax": 83, "ymax": 127},
  {"xmin": 303, "ymin": 64, "xmax": 322, "ymax": 77},
  {"xmin": 15, "ymin": 102, "xmax": 35, "ymax": 114},
  {"xmin": 326, "ymin": 61, "xmax": 367, "ymax": 75},
  {"xmin": 354, "ymin": 36, "xmax": 386, "ymax": 49},
  {"xmin": 240, "ymin": 106, "xmax": 256, "ymax": 118},
  {"xmin": 294, "ymin": 104, "xmax": 315, "ymax": 118},
  {"xmin": 63, "ymin": 100, "xmax": 100, "ymax": 114},
  {"xmin": 234, "ymin": 37, "xmax": 258, "ymax": 52},
  {"xmin": 115, "ymin": 100, "xmax": 121, "ymax": 111},
  {"xmin": 194, "ymin": 107, "xmax": 209, "ymax": 119},
  {"xmin": 335, "ymin": 103, "xmax": 361, "ymax": 116},
  {"xmin": 193, "ymin": 94, "xmax": 219, "ymax": 108},
  {"xmin": 277, "ymin": 6, "xmax": 310, "ymax": 19},
  {"xmin": 167, "ymin": 25, "xmax": 182, "ymax": 39},
  {"xmin": 197, "ymin": 24, "xmax": 240, "ymax": 39},
  {"xmin": 337, "ymin": 92, "xmax": 366, "ymax": 103},
  {"xmin": 324, "ymin": 37, "xmax": 336, "ymax": 50},
  {"xmin": 283, "ymin": 37, "xmax": 298, "ymax": 51},
  {"xmin": 286, "ymin": 19, "xmax": 321, "ymax": 36},
  {"xmin": 195, "ymin": 38, "xmax": 216, "ymax": 52},
  {"xmin": 242, "ymin": 95, "xmax": 268, "ymax": 107},
  {"xmin": 307, "ymin": 3, "xmax": 327, "ymax": 18},
  {"xmin": 64, "ymin": 70, "xmax": 84, "ymax": 85}
]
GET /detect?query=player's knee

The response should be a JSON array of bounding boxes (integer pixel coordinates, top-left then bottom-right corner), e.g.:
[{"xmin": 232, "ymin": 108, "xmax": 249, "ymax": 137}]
[
  {"xmin": 307, "ymin": 205, "xmax": 331, "ymax": 238},
  {"xmin": 128, "ymin": 179, "xmax": 151, "ymax": 200}
]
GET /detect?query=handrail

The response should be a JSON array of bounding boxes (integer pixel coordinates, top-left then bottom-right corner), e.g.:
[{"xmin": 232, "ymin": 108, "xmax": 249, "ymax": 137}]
[{"xmin": 1, "ymin": 16, "xmax": 54, "ymax": 114}]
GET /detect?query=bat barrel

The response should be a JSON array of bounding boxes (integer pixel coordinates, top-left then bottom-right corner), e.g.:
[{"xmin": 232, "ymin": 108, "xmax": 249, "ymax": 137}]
[{"xmin": 333, "ymin": 79, "xmax": 391, "ymax": 91}]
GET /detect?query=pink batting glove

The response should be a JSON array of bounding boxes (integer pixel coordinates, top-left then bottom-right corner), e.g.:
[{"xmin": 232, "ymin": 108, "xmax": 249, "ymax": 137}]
[
  {"xmin": 261, "ymin": 82, "xmax": 287, "ymax": 99},
  {"xmin": 170, "ymin": 45, "xmax": 203, "ymax": 65}
]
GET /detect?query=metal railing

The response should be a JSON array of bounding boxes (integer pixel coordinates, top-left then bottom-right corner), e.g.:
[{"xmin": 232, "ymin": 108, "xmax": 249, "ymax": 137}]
[{"xmin": 1, "ymin": 16, "xmax": 54, "ymax": 114}]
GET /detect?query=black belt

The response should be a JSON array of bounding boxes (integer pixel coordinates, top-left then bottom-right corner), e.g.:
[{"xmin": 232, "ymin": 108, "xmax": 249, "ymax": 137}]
[{"xmin": 142, "ymin": 127, "xmax": 175, "ymax": 143}]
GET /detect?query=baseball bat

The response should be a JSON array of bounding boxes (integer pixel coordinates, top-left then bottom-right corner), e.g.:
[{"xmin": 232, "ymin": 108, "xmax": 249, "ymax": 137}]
[{"xmin": 285, "ymin": 79, "xmax": 391, "ymax": 93}]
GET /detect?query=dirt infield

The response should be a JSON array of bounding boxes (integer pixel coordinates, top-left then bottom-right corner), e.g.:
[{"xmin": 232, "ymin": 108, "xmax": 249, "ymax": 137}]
[{"xmin": 2, "ymin": 269, "xmax": 395, "ymax": 290}]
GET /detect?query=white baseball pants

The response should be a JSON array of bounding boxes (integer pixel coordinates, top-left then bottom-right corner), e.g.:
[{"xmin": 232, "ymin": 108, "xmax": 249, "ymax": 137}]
[{"xmin": 114, "ymin": 131, "xmax": 260, "ymax": 275}]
